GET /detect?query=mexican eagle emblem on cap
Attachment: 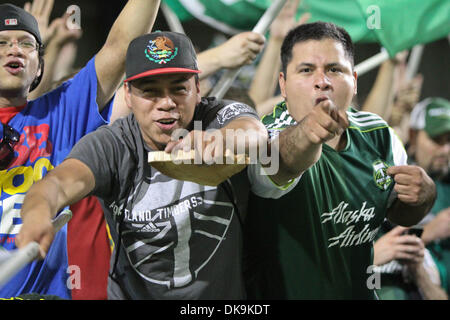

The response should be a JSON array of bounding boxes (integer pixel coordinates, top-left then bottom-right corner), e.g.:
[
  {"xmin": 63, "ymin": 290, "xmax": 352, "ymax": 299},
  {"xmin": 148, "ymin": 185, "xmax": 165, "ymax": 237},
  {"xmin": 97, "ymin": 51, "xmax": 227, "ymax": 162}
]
[{"xmin": 145, "ymin": 36, "xmax": 178, "ymax": 64}]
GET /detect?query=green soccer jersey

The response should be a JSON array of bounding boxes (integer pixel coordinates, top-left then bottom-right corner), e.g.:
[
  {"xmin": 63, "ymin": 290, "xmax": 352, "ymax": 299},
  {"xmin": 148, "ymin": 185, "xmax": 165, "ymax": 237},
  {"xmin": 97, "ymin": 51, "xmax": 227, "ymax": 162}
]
[{"xmin": 243, "ymin": 102, "xmax": 407, "ymax": 299}]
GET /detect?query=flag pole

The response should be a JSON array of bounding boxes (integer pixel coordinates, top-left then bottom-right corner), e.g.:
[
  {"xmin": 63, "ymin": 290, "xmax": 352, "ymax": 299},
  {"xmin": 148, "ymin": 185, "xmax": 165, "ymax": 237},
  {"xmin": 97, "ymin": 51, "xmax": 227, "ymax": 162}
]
[
  {"xmin": 405, "ymin": 45, "xmax": 424, "ymax": 80},
  {"xmin": 210, "ymin": 0, "xmax": 288, "ymax": 99},
  {"xmin": 354, "ymin": 49, "xmax": 390, "ymax": 76},
  {"xmin": 355, "ymin": 44, "xmax": 425, "ymax": 78},
  {"xmin": 161, "ymin": 2, "xmax": 186, "ymax": 34}
]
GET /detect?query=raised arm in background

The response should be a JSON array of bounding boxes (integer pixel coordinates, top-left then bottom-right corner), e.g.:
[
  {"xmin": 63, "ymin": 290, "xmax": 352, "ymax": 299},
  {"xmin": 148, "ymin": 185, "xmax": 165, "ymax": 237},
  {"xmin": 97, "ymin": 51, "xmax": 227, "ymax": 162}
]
[
  {"xmin": 361, "ymin": 54, "xmax": 402, "ymax": 119},
  {"xmin": 95, "ymin": 0, "xmax": 161, "ymax": 109},
  {"xmin": 28, "ymin": 9, "xmax": 82, "ymax": 100},
  {"xmin": 250, "ymin": 0, "xmax": 309, "ymax": 116},
  {"xmin": 197, "ymin": 31, "xmax": 265, "ymax": 81}
]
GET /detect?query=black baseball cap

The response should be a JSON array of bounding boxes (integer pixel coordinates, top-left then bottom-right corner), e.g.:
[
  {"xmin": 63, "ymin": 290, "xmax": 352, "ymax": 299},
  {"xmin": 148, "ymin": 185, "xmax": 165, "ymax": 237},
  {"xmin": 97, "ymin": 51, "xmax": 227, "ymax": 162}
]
[
  {"xmin": 124, "ymin": 31, "xmax": 201, "ymax": 83},
  {"xmin": 410, "ymin": 97, "xmax": 450, "ymax": 138},
  {"xmin": 0, "ymin": 4, "xmax": 42, "ymax": 45}
]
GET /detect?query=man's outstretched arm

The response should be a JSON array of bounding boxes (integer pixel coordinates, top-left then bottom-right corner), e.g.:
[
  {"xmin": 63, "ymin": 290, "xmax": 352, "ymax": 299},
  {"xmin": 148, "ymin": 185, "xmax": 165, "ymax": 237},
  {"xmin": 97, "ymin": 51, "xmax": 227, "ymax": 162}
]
[
  {"xmin": 95, "ymin": 0, "xmax": 161, "ymax": 109},
  {"xmin": 269, "ymin": 101, "xmax": 349, "ymax": 185},
  {"xmin": 16, "ymin": 159, "xmax": 95, "ymax": 258}
]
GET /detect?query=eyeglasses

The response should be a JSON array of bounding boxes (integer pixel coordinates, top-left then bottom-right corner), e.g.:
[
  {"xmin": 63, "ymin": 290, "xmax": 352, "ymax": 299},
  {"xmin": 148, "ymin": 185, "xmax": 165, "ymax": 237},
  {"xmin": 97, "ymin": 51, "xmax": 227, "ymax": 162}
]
[
  {"xmin": 0, "ymin": 123, "xmax": 20, "ymax": 170},
  {"xmin": 0, "ymin": 39, "xmax": 38, "ymax": 53}
]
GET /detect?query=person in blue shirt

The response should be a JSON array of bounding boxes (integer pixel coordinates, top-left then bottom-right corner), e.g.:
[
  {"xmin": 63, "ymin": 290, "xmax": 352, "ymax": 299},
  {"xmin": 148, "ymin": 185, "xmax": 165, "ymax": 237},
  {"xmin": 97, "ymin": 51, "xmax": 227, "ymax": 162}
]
[{"xmin": 0, "ymin": 1, "xmax": 161, "ymax": 299}]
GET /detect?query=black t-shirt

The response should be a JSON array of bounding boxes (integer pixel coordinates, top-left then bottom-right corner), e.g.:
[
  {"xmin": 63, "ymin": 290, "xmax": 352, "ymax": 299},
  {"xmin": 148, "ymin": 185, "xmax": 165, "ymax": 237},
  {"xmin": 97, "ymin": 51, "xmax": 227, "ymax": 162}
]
[{"xmin": 68, "ymin": 98, "xmax": 260, "ymax": 299}]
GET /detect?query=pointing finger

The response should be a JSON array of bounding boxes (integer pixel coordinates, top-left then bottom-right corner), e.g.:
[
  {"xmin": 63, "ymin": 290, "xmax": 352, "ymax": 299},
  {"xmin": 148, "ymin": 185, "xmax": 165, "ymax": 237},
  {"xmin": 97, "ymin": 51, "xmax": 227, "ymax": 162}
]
[{"xmin": 337, "ymin": 110, "xmax": 350, "ymax": 129}]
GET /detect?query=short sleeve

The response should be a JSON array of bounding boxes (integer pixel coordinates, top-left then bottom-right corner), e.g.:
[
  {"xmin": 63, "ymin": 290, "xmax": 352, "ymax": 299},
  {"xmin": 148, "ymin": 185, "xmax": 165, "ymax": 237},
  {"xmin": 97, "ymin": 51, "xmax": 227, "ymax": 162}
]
[
  {"xmin": 387, "ymin": 127, "xmax": 408, "ymax": 208},
  {"xmin": 206, "ymin": 101, "xmax": 259, "ymax": 130},
  {"xmin": 389, "ymin": 127, "xmax": 408, "ymax": 166},
  {"xmin": 67, "ymin": 126, "xmax": 124, "ymax": 199}
]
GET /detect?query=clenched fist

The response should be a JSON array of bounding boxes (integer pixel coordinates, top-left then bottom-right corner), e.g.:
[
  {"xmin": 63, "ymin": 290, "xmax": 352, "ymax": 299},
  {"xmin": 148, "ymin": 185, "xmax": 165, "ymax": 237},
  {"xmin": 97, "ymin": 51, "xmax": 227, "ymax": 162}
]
[
  {"xmin": 300, "ymin": 99, "xmax": 349, "ymax": 145},
  {"xmin": 386, "ymin": 165, "xmax": 436, "ymax": 207}
]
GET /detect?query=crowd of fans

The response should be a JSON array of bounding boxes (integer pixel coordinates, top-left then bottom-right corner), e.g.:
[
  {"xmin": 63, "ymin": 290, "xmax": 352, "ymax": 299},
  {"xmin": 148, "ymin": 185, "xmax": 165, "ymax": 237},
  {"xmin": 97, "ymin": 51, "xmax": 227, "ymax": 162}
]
[{"xmin": 0, "ymin": 0, "xmax": 448, "ymax": 300}]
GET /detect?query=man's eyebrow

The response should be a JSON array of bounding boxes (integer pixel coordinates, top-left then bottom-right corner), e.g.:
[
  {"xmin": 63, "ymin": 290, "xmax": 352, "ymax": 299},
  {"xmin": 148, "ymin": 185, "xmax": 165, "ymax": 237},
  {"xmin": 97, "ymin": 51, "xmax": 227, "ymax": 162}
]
[
  {"xmin": 326, "ymin": 63, "xmax": 344, "ymax": 68},
  {"xmin": 19, "ymin": 36, "xmax": 35, "ymax": 42},
  {"xmin": 297, "ymin": 62, "xmax": 315, "ymax": 68},
  {"xmin": 293, "ymin": 63, "xmax": 314, "ymax": 72},
  {"xmin": 298, "ymin": 62, "xmax": 344, "ymax": 67},
  {"xmin": 295, "ymin": 62, "xmax": 349, "ymax": 70},
  {"xmin": 0, "ymin": 35, "xmax": 35, "ymax": 41}
]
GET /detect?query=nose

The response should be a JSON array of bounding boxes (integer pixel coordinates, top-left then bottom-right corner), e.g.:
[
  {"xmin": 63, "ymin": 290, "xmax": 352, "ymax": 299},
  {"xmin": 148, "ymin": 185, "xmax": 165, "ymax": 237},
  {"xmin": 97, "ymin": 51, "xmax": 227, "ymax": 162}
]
[
  {"xmin": 314, "ymin": 71, "xmax": 332, "ymax": 91},
  {"xmin": 156, "ymin": 95, "xmax": 176, "ymax": 111},
  {"xmin": 4, "ymin": 42, "xmax": 24, "ymax": 56}
]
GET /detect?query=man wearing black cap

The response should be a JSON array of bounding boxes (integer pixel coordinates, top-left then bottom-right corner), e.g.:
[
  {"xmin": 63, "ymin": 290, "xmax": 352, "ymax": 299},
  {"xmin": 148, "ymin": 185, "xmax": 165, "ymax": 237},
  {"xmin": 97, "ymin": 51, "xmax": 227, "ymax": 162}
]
[
  {"xmin": 0, "ymin": 3, "xmax": 44, "ymax": 94},
  {"xmin": 0, "ymin": 1, "xmax": 161, "ymax": 299},
  {"xmin": 15, "ymin": 31, "xmax": 297, "ymax": 299}
]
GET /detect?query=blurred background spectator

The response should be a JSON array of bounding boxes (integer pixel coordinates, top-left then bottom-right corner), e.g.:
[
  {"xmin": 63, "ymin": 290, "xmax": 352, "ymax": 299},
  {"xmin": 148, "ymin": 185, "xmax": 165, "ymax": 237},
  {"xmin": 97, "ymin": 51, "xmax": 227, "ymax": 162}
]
[{"xmin": 3, "ymin": 0, "xmax": 448, "ymax": 301}]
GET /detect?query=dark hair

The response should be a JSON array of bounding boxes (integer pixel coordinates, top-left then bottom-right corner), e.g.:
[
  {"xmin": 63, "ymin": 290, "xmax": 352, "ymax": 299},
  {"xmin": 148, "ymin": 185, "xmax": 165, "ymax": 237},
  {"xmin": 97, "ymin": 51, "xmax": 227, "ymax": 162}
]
[
  {"xmin": 280, "ymin": 21, "xmax": 355, "ymax": 76},
  {"xmin": 29, "ymin": 44, "xmax": 45, "ymax": 92}
]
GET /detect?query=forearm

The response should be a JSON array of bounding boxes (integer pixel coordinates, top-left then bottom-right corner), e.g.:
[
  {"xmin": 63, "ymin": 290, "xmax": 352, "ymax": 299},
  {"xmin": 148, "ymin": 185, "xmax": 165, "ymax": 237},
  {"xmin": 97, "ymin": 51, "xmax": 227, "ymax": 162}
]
[
  {"xmin": 421, "ymin": 220, "xmax": 439, "ymax": 245},
  {"xmin": 52, "ymin": 42, "xmax": 77, "ymax": 82},
  {"xmin": 95, "ymin": 0, "xmax": 161, "ymax": 107},
  {"xmin": 220, "ymin": 117, "xmax": 268, "ymax": 157},
  {"xmin": 16, "ymin": 175, "xmax": 64, "ymax": 255},
  {"xmin": 21, "ymin": 159, "xmax": 95, "ymax": 223},
  {"xmin": 270, "ymin": 122, "xmax": 321, "ymax": 185},
  {"xmin": 197, "ymin": 46, "xmax": 225, "ymax": 80},
  {"xmin": 387, "ymin": 197, "xmax": 435, "ymax": 227},
  {"xmin": 105, "ymin": 0, "xmax": 160, "ymax": 53},
  {"xmin": 249, "ymin": 38, "xmax": 283, "ymax": 105},
  {"xmin": 20, "ymin": 174, "xmax": 67, "ymax": 223},
  {"xmin": 409, "ymin": 265, "xmax": 448, "ymax": 300},
  {"xmin": 421, "ymin": 209, "xmax": 450, "ymax": 245},
  {"xmin": 361, "ymin": 59, "xmax": 397, "ymax": 119}
]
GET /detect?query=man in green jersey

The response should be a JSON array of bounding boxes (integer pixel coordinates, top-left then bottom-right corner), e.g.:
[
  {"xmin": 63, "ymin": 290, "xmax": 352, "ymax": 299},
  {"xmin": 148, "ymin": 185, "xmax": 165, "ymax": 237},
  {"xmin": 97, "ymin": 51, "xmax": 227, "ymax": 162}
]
[{"xmin": 243, "ymin": 22, "xmax": 437, "ymax": 299}]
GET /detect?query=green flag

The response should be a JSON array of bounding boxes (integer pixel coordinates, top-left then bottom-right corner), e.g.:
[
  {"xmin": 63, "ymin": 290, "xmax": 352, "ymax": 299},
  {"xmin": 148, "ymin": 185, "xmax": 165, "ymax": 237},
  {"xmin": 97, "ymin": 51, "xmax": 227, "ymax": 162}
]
[
  {"xmin": 163, "ymin": 0, "xmax": 450, "ymax": 56},
  {"xmin": 163, "ymin": 0, "xmax": 377, "ymax": 41},
  {"xmin": 164, "ymin": 0, "xmax": 271, "ymax": 34},
  {"xmin": 356, "ymin": 0, "xmax": 450, "ymax": 56}
]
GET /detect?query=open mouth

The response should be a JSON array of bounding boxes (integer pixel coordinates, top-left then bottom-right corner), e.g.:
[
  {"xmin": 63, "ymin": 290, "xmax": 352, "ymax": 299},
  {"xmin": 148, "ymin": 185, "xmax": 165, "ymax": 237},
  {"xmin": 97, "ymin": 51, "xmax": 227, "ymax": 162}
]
[
  {"xmin": 4, "ymin": 61, "xmax": 24, "ymax": 75},
  {"xmin": 156, "ymin": 118, "xmax": 179, "ymax": 131},
  {"xmin": 315, "ymin": 97, "xmax": 329, "ymax": 105},
  {"xmin": 157, "ymin": 119, "xmax": 177, "ymax": 125}
]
